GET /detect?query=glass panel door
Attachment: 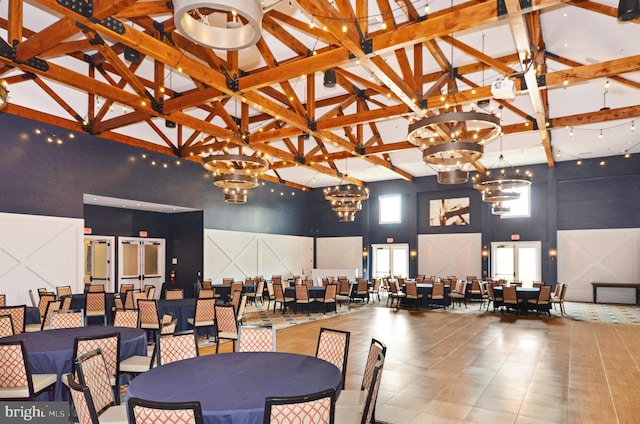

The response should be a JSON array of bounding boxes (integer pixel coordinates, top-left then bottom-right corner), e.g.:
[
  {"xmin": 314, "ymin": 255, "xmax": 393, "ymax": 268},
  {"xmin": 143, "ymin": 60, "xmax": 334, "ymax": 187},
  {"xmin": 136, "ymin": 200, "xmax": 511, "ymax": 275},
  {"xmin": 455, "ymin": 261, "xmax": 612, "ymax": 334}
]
[
  {"xmin": 372, "ymin": 244, "xmax": 409, "ymax": 279},
  {"xmin": 118, "ymin": 237, "xmax": 165, "ymax": 292},
  {"xmin": 491, "ymin": 241, "xmax": 541, "ymax": 284},
  {"xmin": 84, "ymin": 236, "xmax": 115, "ymax": 292}
]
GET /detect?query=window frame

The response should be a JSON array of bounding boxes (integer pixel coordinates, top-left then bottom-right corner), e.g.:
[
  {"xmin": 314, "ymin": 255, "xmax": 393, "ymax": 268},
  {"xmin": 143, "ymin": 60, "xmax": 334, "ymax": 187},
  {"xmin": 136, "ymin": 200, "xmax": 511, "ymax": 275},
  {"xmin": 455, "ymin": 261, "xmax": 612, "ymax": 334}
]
[
  {"xmin": 379, "ymin": 194, "xmax": 402, "ymax": 224},
  {"xmin": 500, "ymin": 185, "xmax": 531, "ymax": 219}
]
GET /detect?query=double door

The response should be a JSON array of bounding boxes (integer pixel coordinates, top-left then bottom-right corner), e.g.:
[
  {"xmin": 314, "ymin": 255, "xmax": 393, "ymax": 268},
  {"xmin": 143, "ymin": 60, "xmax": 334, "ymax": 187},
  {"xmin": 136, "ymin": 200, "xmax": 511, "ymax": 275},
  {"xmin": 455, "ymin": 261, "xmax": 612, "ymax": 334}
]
[
  {"xmin": 491, "ymin": 241, "xmax": 541, "ymax": 283},
  {"xmin": 118, "ymin": 237, "xmax": 165, "ymax": 292}
]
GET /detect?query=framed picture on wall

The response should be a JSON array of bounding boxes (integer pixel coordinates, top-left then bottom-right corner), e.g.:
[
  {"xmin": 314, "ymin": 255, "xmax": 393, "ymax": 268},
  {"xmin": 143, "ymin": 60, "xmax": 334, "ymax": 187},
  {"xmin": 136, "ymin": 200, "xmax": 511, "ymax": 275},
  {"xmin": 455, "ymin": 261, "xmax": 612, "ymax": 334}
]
[{"xmin": 430, "ymin": 197, "xmax": 470, "ymax": 226}]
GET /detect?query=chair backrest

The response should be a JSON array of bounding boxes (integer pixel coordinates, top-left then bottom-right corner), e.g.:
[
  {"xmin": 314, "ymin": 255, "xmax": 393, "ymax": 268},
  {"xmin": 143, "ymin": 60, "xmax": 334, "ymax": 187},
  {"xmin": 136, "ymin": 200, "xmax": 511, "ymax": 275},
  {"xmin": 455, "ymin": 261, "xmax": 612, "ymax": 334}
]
[
  {"xmin": 271, "ymin": 276, "xmax": 281, "ymax": 285},
  {"xmin": 231, "ymin": 282, "xmax": 243, "ymax": 295},
  {"xmin": 198, "ymin": 289, "xmax": 215, "ymax": 299},
  {"xmin": 273, "ymin": 283, "xmax": 285, "ymax": 302},
  {"xmin": 315, "ymin": 328, "xmax": 350, "ymax": 387},
  {"xmin": 37, "ymin": 288, "xmax": 49, "ymax": 297},
  {"xmin": 0, "ymin": 314, "xmax": 14, "ymax": 337},
  {"xmin": 457, "ymin": 280, "xmax": 467, "ymax": 295},
  {"xmin": 560, "ymin": 283, "xmax": 568, "ymax": 300},
  {"xmin": 113, "ymin": 296, "xmax": 124, "ymax": 310},
  {"xmin": 113, "ymin": 309, "xmax": 139, "ymax": 328},
  {"xmin": 538, "ymin": 285, "xmax": 552, "ymax": 302},
  {"xmin": 146, "ymin": 286, "xmax": 156, "ymax": 300},
  {"xmin": 37, "ymin": 293, "xmax": 56, "ymax": 318},
  {"xmin": 160, "ymin": 317, "xmax": 178, "ymax": 335},
  {"xmin": 67, "ymin": 375, "xmax": 101, "ymax": 424},
  {"xmin": 143, "ymin": 284, "xmax": 154, "ymax": 297},
  {"xmin": 431, "ymin": 282, "xmax": 444, "ymax": 298},
  {"xmin": 56, "ymin": 285, "xmax": 72, "ymax": 298},
  {"xmin": 41, "ymin": 300, "xmax": 61, "ymax": 330},
  {"xmin": 405, "ymin": 281, "xmax": 418, "ymax": 297},
  {"xmin": 503, "ymin": 285, "xmax": 517, "ymax": 302},
  {"xmin": 61, "ymin": 295, "xmax": 73, "ymax": 310},
  {"xmin": 124, "ymin": 289, "xmax": 140, "ymax": 309},
  {"xmin": 120, "ymin": 284, "xmax": 135, "ymax": 295},
  {"xmin": 238, "ymin": 325, "xmax": 276, "ymax": 352},
  {"xmin": 245, "ymin": 278, "xmax": 255, "ymax": 286},
  {"xmin": 487, "ymin": 283, "xmax": 495, "ymax": 300},
  {"xmin": 128, "ymin": 397, "xmax": 204, "ymax": 424},
  {"xmin": 360, "ymin": 359, "xmax": 384, "ymax": 424},
  {"xmin": 194, "ymin": 298, "xmax": 216, "ymax": 322},
  {"xmin": 323, "ymin": 284, "xmax": 337, "ymax": 302},
  {"xmin": 338, "ymin": 279, "xmax": 352, "ymax": 296},
  {"xmin": 361, "ymin": 338, "xmax": 387, "ymax": 391},
  {"xmin": 295, "ymin": 285, "xmax": 309, "ymax": 301},
  {"xmin": 215, "ymin": 304, "xmax": 238, "ymax": 334},
  {"xmin": 553, "ymin": 282, "xmax": 563, "ymax": 297},
  {"xmin": 231, "ymin": 290, "xmax": 241, "ymax": 311},
  {"xmin": 356, "ymin": 279, "xmax": 368, "ymax": 293},
  {"xmin": 0, "ymin": 340, "xmax": 37, "ymax": 399},
  {"xmin": 388, "ymin": 281, "xmax": 398, "ymax": 295},
  {"xmin": 166, "ymin": 289, "xmax": 184, "ymax": 300},
  {"xmin": 138, "ymin": 299, "xmax": 160, "ymax": 327},
  {"xmin": 266, "ymin": 282, "xmax": 275, "ymax": 299},
  {"xmin": 75, "ymin": 349, "xmax": 115, "ymax": 414},
  {"xmin": 237, "ymin": 294, "xmax": 248, "ymax": 323},
  {"xmin": 223, "ymin": 278, "xmax": 234, "ymax": 285},
  {"xmin": 157, "ymin": 331, "xmax": 198, "ymax": 366},
  {"xmin": 471, "ymin": 280, "xmax": 482, "ymax": 293},
  {"xmin": 255, "ymin": 279, "xmax": 265, "ymax": 296},
  {"xmin": 202, "ymin": 280, "xmax": 213, "ymax": 290},
  {"xmin": 73, "ymin": 333, "xmax": 121, "ymax": 388},
  {"xmin": 264, "ymin": 388, "xmax": 336, "ymax": 424},
  {"xmin": 0, "ymin": 305, "xmax": 26, "ymax": 334},
  {"xmin": 88, "ymin": 284, "xmax": 105, "ymax": 293},
  {"xmin": 85, "ymin": 292, "xmax": 106, "ymax": 314},
  {"xmin": 532, "ymin": 281, "xmax": 544, "ymax": 288},
  {"xmin": 51, "ymin": 309, "xmax": 84, "ymax": 329}
]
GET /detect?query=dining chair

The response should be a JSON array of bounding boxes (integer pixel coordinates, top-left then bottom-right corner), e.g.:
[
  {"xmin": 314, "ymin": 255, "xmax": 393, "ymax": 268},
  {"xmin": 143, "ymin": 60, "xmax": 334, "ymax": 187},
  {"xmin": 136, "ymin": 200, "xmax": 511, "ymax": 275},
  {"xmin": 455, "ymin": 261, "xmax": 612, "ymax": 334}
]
[
  {"xmin": 56, "ymin": 285, "xmax": 72, "ymax": 299},
  {"xmin": 271, "ymin": 283, "xmax": 293, "ymax": 314},
  {"xmin": 87, "ymin": 284, "xmax": 105, "ymax": 293},
  {"xmin": 336, "ymin": 279, "xmax": 353, "ymax": 311},
  {"xmin": 367, "ymin": 279, "xmax": 381, "ymax": 303},
  {"xmin": 67, "ymin": 374, "xmax": 128, "ymax": 424},
  {"xmin": 404, "ymin": 281, "xmax": 423, "ymax": 309},
  {"xmin": 202, "ymin": 280, "xmax": 213, "ymax": 290},
  {"xmin": 237, "ymin": 294, "xmax": 248, "ymax": 325},
  {"xmin": 427, "ymin": 282, "xmax": 445, "ymax": 309},
  {"xmin": 231, "ymin": 282, "xmax": 243, "ymax": 298},
  {"xmin": 318, "ymin": 283, "xmax": 337, "ymax": 314},
  {"xmin": 37, "ymin": 288, "xmax": 49, "ymax": 297},
  {"xmin": 124, "ymin": 289, "xmax": 140, "ymax": 309},
  {"xmin": 63, "ymin": 332, "xmax": 122, "ymax": 404},
  {"xmin": 85, "ymin": 291, "xmax": 107, "ymax": 325},
  {"xmin": 143, "ymin": 284, "xmax": 154, "ymax": 298},
  {"xmin": 386, "ymin": 280, "xmax": 406, "ymax": 310},
  {"xmin": 36, "ymin": 292, "xmax": 56, "ymax": 321},
  {"xmin": 528, "ymin": 285, "xmax": 552, "ymax": 316},
  {"xmin": 0, "ymin": 340, "xmax": 57, "ymax": 400},
  {"xmin": 128, "ymin": 397, "xmax": 204, "ymax": 424},
  {"xmin": 113, "ymin": 308, "xmax": 139, "ymax": 328},
  {"xmin": 502, "ymin": 285, "xmax": 523, "ymax": 315},
  {"xmin": 222, "ymin": 278, "xmax": 234, "ymax": 285},
  {"xmin": 27, "ymin": 299, "xmax": 62, "ymax": 332},
  {"xmin": 247, "ymin": 279, "xmax": 264, "ymax": 305},
  {"xmin": 51, "ymin": 309, "xmax": 85, "ymax": 329},
  {"xmin": 214, "ymin": 304, "xmax": 238, "ymax": 353},
  {"xmin": 198, "ymin": 288, "xmax": 215, "ymax": 299},
  {"xmin": 486, "ymin": 283, "xmax": 503, "ymax": 312},
  {"xmin": 295, "ymin": 284, "xmax": 314, "ymax": 315},
  {"xmin": 157, "ymin": 330, "xmax": 199, "ymax": 366},
  {"xmin": 550, "ymin": 283, "xmax": 567, "ymax": 316},
  {"xmin": 0, "ymin": 305, "xmax": 26, "ymax": 334},
  {"xmin": 74, "ymin": 348, "xmax": 124, "ymax": 416},
  {"xmin": 315, "ymin": 327, "xmax": 350, "ymax": 388},
  {"xmin": 264, "ymin": 388, "xmax": 336, "ymax": 424},
  {"xmin": 119, "ymin": 283, "xmax": 135, "ymax": 295},
  {"xmin": 336, "ymin": 339, "xmax": 386, "ymax": 422},
  {"xmin": 0, "ymin": 313, "xmax": 14, "ymax": 337},
  {"xmin": 448, "ymin": 280, "xmax": 468, "ymax": 309},
  {"xmin": 354, "ymin": 279, "xmax": 369, "ymax": 303},
  {"xmin": 112, "ymin": 295, "xmax": 124, "ymax": 311},
  {"xmin": 334, "ymin": 358, "xmax": 384, "ymax": 424},
  {"xmin": 187, "ymin": 297, "xmax": 216, "ymax": 340},
  {"xmin": 237, "ymin": 325, "xmax": 276, "ymax": 352},
  {"xmin": 165, "ymin": 288, "xmax": 184, "ymax": 300},
  {"xmin": 61, "ymin": 295, "xmax": 73, "ymax": 310}
]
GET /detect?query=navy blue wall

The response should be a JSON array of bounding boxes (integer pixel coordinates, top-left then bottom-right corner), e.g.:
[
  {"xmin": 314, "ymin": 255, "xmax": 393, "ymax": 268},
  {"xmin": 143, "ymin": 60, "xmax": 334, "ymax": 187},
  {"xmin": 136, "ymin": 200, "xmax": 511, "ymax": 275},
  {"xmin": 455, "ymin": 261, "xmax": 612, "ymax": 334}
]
[{"xmin": 1, "ymin": 113, "xmax": 639, "ymax": 284}]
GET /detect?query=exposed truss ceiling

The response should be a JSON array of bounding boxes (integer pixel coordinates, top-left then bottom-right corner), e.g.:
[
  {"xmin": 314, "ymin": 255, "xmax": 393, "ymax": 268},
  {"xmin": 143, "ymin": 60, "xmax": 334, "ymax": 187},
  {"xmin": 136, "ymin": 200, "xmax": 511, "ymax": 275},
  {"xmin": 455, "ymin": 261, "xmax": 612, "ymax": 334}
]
[{"xmin": 1, "ymin": 0, "xmax": 639, "ymax": 190}]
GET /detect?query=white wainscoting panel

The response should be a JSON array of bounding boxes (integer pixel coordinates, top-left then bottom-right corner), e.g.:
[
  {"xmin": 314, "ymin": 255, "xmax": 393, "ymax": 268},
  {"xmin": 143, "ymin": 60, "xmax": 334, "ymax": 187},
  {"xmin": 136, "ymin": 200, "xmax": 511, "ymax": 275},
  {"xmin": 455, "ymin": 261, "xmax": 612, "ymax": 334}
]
[
  {"xmin": 204, "ymin": 229, "xmax": 313, "ymax": 282},
  {"xmin": 418, "ymin": 233, "xmax": 482, "ymax": 279},
  {"xmin": 558, "ymin": 228, "xmax": 640, "ymax": 303},
  {"xmin": 316, "ymin": 237, "xmax": 363, "ymax": 278},
  {"xmin": 0, "ymin": 212, "xmax": 84, "ymax": 306}
]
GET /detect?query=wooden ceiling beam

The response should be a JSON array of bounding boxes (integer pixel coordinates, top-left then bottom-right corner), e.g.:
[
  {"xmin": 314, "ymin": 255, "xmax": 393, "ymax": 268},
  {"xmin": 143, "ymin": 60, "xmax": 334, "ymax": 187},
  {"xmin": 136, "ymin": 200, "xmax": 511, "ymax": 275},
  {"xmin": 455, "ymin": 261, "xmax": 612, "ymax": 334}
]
[
  {"xmin": 440, "ymin": 35, "xmax": 515, "ymax": 76},
  {"xmin": 8, "ymin": 0, "xmax": 23, "ymax": 45}
]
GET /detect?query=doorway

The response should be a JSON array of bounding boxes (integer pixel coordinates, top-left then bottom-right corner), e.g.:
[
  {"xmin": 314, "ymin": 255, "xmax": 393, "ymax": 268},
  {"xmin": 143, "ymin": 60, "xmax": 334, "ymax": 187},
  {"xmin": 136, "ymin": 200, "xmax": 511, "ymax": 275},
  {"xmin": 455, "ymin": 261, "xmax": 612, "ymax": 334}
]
[
  {"xmin": 84, "ymin": 236, "xmax": 115, "ymax": 292},
  {"xmin": 118, "ymin": 237, "xmax": 166, "ymax": 293},
  {"xmin": 372, "ymin": 244, "xmax": 409, "ymax": 279},
  {"xmin": 491, "ymin": 241, "xmax": 541, "ymax": 284}
]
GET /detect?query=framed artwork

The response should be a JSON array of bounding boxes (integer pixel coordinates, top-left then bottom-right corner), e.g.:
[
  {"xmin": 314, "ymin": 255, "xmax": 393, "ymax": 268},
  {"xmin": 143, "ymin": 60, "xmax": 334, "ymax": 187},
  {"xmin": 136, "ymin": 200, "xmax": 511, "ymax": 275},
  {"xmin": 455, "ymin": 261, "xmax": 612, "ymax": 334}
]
[{"xmin": 430, "ymin": 197, "xmax": 470, "ymax": 226}]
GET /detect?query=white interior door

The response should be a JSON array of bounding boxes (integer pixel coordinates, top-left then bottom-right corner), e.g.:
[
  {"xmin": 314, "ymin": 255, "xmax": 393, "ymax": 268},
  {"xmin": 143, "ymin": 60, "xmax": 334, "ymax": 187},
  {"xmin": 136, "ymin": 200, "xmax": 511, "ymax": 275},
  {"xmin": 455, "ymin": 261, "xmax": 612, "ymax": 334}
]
[
  {"xmin": 118, "ymin": 237, "xmax": 165, "ymax": 292},
  {"xmin": 84, "ymin": 236, "xmax": 115, "ymax": 292},
  {"xmin": 372, "ymin": 244, "xmax": 409, "ymax": 279},
  {"xmin": 491, "ymin": 241, "xmax": 541, "ymax": 284}
]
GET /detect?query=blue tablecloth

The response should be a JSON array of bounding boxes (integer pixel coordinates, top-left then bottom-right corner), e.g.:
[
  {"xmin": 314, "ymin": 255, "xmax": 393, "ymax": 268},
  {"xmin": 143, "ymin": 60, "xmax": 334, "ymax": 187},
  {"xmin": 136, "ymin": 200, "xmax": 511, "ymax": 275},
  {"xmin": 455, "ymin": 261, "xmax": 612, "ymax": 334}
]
[
  {"xmin": 26, "ymin": 306, "xmax": 40, "ymax": 325},
  {"xmin": 210, "ymin": 284, "xmax": 256, "ymax": 303},
  {"xmin": 127, "ymin": 352, "xmax": 343, "ymax": 424},
  {"xmin": 416, "ymin": 284, "xmax": 452, "ymax": 308},
  {"xmin": 3, "ymin": 326, "xmax": 146, "ymax": 400},
  {"xmin": 284, "ymin": 286, "xmax": 326, "ymax": 300},
  {"xmin": 493, "ymin": 287, "xmax": 540, "ymax": 311},
  {"xmin": 157, "ymin": 298, "xmax": 197, "ymax": 332},
  {"xmin": 68, "ymin": 293, "xmax": 117, "ymax": 324}
]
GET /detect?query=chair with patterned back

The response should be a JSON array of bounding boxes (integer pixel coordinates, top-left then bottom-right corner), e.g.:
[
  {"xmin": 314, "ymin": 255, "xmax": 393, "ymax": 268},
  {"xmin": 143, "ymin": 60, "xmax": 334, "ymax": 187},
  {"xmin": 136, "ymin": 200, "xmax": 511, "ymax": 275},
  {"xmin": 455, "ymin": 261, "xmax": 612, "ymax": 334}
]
[
  {"xmin": 271, "ymin": 283, "xmax": 293, "ymax": 314},
  {"xmin": 112, "ymin": 295, "xmax": 124, "ymax": 312},
  {"xmin": 26, "ymin": 299, "xmax": 60, "ymax": 332},
  {"xmin": 87, "ymin": 284, "xmax": 105, "ymax": 293},
  {"xmin": 37, "ymin": 288, "xmax": 49, "ymax": 297},
  {"xmin": 128, "ymin": 397, "xmax": 204, "ymax": 424},
  {"xmin": 119, "ymin": 284, "xmax": 135, "ymax": 296},
  {"xmin": 51, "ymin": 309, "xmax": 85, "ymax": 329},
  {"xmin": 56, "ymin": 285, "xmax": 72, "ymax": 299},
  {"xmin": 0, "ymin": 305, "xmax": 26, "ymax": 334},
  {"xmin": 198, "ymin": 289, "xmax": 215, "ymax": 299},
  {"xmin": 336, "ymin": 338, "xmax": 386, "ymax": 420},
  {"xmin": 74, "ymin": 348, "xmax": 123, "ymax": 416},
  {"xmin": 157, "ymin": 330, "xmax": 199, "ymax": 366},
  {"xmin": 336, "ymin": 279, "xmax": 353, "ymax": 311},
  {"xmin": 222, "ymin": 278, "xmax": 234, "ymax": 285},
  {"xmin": 354, "ymin": 278, "xmax": 369, "ymax": 302},
  {"xmin": 532, "ymin": 281, "xmax": 545, "ymax": 288},
  {"xmin": 187, "ymin": 298, "xmax": 216, "ymax": 340},
  {"xmin": 36, "ymin": 293, "xmax": 56, "ymax": 321},
  {"xmin": 528, "ymin": 285, "xmax": 552, "ymax": 316},
  {"xmin": 318, "ymin": 283, "xmax": 337, "ymax": 314},
  {"xmin": 335, "ymin": 357, "xmax": 384, "ymax": 424},
  {"xmin": 165, "ymin": 288, "xmax": 184, "ymax": 300},
  {"xmin": 143, "ymin": 284, "xmax": 154, "ymax": 298},
  {"xmin": 486, "ymin": 283, "xmax": 503, "ymax": 312},
  {"xmin": 237, "ymin": 325, "xmax": 276, "ymax": 352},
  {"xmin": 0, "ymin": 340, "xmax": 57, "ymax": 400},
  {"xmin": 202, "ymin": 280, "xmax": 213, "ymax": 290},
  {"xmin": 0, "ymin": 314, "xmax": 14, "ymax": 337},
  {"xmin": 448, "ymin": 280, "xmax": 468, "ymax": 309},
  {"xmin": 113, "ymin": 308, "xmax": 139, "ymax": 328},
  {"xmin": 137, "ymin": 299, "xmax": 161, "ymax": 342},
  {"xmin": 427, "ymin": 282, "xmax": 445, "ymax": 309},
  {"xmin": 214, "ymin": 304, "xmax": 238, "ymax": 353},
  {"xmin": 67, "ymin": 373, "xmax": 127, "ymax": 424},
  {"xmin": 315, "ymin": 328, "xmax": 350, "ymax": 388},
  {"xmin": 264, "ymin": 388, "xmax": 336, "ymax": 424},
  {"xmin": 64, "ymin": 333, "xmax": 121, "ymax": 404},
  {"xmin": 295, "ymin": 285, "xmax": 314, "ymax": 315},
  {"xmin": 231, "ymin": 282, "xmax": 243, "ymax": 299},
  {"xmin": 124, "ymin": 289, "xmax": 140, "ymax": 309},
  {"xmin": 61, "ymin": 295, "xmax": 73, "ymax": 310},
  {"xmin": 85, "ymin": 292, "xmax": 107, "ymax": 325},
  {"xmin": 237, "ymin": 294, "xmax": 248, "ymax": 325},
  {"xmin": 502, "ymin": 285, "xmax": 523, "ymax": 315},
  {"xmin": 404, "ymin": 281, "xmax": 423, "ymax": 309}
]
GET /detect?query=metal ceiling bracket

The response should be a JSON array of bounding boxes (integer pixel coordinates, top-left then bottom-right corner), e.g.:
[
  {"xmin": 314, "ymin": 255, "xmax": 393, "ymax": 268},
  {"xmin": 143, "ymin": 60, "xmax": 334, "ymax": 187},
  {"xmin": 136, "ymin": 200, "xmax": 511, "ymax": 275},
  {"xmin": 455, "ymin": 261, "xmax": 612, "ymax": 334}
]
[
  {"xmin": 355, "ymin": 146, "xmax": 366, "ymax": 155},
  {"xmin": 360, "ymin": 39, "xmax": 373, "ymax": 56},
  {"xmin": 97, "ymin": 17, "xmax": 125, "ymax": 35},
  {"xmin": 497, "ymin": 0, "xmax": 531, "ymax": 17},
  {"xmin": 57, "ymin": 0, "xmax": 93, "ymax": 18},
  {"xmin": 537, "ymin": 74, "xmax": 546, "ymax": 87},
  {"xmin": 307, "ymin": 119, "xmax": 317, "ymax": 131},
  {"xmin": 0, "ymin": 38, "xmax": 15, "ymax": 61}
]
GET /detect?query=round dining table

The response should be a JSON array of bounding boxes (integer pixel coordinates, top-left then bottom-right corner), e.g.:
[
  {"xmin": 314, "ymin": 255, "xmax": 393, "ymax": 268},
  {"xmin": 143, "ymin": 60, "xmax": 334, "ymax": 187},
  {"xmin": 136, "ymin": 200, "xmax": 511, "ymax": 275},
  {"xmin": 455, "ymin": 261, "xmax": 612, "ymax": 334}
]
[
  {"xmin": 126, "ymin": 352, "xmax": 343, "ymax": 424},
  {"xmin": 3, "ymin": 326, "xmax": 147, "ymax": 400}
]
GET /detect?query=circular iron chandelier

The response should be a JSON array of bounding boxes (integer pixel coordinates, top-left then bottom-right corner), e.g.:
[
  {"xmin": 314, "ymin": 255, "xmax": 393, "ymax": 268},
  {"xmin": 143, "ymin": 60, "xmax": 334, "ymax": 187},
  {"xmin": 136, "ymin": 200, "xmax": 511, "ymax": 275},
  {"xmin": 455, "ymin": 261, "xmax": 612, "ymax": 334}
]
[
  {"xmin": 324, "ymin": 184, "xmax": 369, "ymax": 223},
  {"xmin": 174, "ymin": 0, "xmax": 263, "ymax": 50},
  {"xmin": 491, "ymin": 202, "xmax": 511, "ymax": 215},
  {"xmin": 437, "ymin": 169, "xmax": 470, "ymax": 185},
  {"xmin": 472, "ymin": 155, "xmax": 532, "ymax": 204},
  {"xmin": 202, "ymin": 153, "xmax": 269, "ymax": 204}
]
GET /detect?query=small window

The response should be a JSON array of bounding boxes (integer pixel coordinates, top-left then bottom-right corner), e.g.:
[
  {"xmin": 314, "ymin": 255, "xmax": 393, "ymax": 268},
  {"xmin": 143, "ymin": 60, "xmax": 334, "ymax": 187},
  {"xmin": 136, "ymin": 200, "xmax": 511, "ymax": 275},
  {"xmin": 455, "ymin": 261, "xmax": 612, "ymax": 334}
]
[
  {"xmin": 379, "ymin": 194, "xmax": 401, "ymax": 224},
  {"xmin": 501, "ymin": 186, "xmax": 531, "ymax": 219}
]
